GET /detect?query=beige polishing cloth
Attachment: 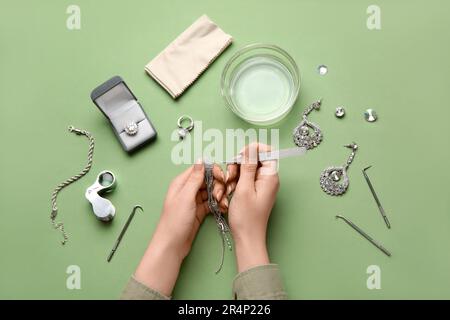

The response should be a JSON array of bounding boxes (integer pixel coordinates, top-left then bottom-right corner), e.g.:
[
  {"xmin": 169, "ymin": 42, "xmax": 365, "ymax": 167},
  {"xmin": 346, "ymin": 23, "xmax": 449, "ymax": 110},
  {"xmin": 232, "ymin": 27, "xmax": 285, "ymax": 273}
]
[{"xmin": 145, "ymin": 15, "xmax": 233, "ymax": 99}]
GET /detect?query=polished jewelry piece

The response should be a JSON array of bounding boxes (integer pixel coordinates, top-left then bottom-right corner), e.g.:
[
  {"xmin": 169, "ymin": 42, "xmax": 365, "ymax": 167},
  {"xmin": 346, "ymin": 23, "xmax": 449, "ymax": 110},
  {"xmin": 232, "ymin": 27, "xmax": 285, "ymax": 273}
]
[
  {"xmin": 50, "ymin": 126, "xmax": 95, "ymax": 245},
  {"xmin": 317, "ymin": 65, "xmax": 328, "ymax": 75},
  {"xmin": 124, "ymin": 121, "xmax": 139, "ymax": 136},
  {"xmin": 293, "ymin": 99, "xmax": 323, "ymax": 150},
  {"xmin": 204, "ymin": 162, "xmax": 232, "ymax": 274},
  {"xmin": 177, "ymin": 115, "xmax": 194, "ymax": 140},
  {"xmin": 335, "ymin": 106, "xmax": 345, "ymax": 118},
  {"xmin": 364, "ymin": 109, "xmax": 377, "ymax": 122},
  {"xmin": 320, "ymin": 142, "xmax": 358, "ymax": 196}
]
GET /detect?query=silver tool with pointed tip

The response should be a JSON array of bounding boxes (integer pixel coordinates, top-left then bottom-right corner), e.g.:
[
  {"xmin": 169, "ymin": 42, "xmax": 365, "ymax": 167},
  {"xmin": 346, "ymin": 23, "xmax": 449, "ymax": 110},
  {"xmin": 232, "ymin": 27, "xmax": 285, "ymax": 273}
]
[
  {"xmin": 363, "ymin": 166, "xmax": 391, "ymax": 229},
  {"xmin": 336, "ymin": 215, "xmax": 391, "ymax": 257},
  {"xmin": 107, "ymin": 205, "xmax": 143, "ymax": 262}
]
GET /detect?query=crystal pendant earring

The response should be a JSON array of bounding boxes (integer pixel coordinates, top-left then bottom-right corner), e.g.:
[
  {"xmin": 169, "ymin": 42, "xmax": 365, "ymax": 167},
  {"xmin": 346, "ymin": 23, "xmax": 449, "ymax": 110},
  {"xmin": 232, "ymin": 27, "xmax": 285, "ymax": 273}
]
[
  {"xmin": 320, "ymin": 142, "xmax": 358, "ymax": 196},
  {"xmin": 293, "ymin": 99, "xmax": 323, "ymax": 150}
]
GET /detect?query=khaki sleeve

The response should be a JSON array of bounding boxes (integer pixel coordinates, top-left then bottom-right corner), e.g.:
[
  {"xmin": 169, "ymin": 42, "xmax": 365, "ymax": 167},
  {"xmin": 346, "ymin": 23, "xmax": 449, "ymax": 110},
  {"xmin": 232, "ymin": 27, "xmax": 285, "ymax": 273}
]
[
  {"xmin": 232, "ymin": 264, "xmax": 288, "ymax": 300},
  {"xmin": 120, "ymin": 276, "xmax": 171, "ymax": 300}
]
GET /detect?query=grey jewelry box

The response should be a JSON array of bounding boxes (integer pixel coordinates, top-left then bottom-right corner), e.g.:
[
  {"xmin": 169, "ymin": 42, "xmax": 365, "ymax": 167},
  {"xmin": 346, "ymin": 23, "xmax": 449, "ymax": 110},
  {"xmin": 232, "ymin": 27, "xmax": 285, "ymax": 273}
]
[{"xmin": 91, "ymin": 76, "xmax": 157, "ymax": 152}]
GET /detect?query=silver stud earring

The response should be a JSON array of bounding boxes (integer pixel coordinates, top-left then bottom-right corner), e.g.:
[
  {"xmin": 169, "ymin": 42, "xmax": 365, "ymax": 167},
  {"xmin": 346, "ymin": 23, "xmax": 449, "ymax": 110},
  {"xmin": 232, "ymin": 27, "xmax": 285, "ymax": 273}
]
[
  {"xmin": 364, "ymin": 109, "xmax": 378, "ymax": 122},
  {"xmin": 320, "ymin": 142, "xmax": 358, "ymax": 196},
  {"xmin": 293, "ymin": 99, "xmax": 323, "ymax": 150},
  {"xmin": 335, "ymin": 106, "xmax": 345, "ymax": 118}
]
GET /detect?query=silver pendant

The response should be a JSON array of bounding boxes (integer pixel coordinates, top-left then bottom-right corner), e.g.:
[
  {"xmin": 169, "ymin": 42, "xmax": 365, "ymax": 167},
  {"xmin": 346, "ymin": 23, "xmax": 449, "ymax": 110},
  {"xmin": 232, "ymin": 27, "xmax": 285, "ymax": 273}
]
[
  {"xmin": 293, "ymin": 99, "xmax": 323, "ymax": 150},
  {"xmin": 320, "ymin": 166, "xmax": 349, "ymax": 196},
  {"xmin": 320, "ymin": 143, "xmax": 358, "ymax": 196}
]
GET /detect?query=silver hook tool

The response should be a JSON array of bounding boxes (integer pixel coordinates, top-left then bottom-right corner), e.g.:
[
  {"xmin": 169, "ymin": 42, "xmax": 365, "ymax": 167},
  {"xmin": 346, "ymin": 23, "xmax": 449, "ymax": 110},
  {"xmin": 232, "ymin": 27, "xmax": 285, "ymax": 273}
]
[
  {"xmin": 336, "ymin": 215, "xmax": 391, "ymax": 257},
  {"xmin": 107, "ymin": 205, "xmax": 143, "ymax": 262},
  {"xmin": 363, "ymin": 166, "xmax": 391, "ymax": 229}
]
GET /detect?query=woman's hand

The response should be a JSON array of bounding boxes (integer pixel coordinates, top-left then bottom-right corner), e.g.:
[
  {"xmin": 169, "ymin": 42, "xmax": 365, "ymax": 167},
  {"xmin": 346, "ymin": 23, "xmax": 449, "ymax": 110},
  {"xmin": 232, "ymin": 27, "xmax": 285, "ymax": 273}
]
[
  {"xmin": 134, "ymin": 162, "xmax": 225, "ymax": 297},
  {"xmin": 226, "ymin": 143, "xmax": 280, "ymax": 272}
]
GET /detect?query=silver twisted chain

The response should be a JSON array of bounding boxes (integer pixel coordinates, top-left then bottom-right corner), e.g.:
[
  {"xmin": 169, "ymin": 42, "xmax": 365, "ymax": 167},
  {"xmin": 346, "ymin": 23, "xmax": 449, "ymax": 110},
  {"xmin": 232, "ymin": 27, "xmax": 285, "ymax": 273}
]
[
  {"xmin": 50, "ymin": 126, "xmax": 95, "ymax": 245},
  {"xmin": 204, "ymin": 162, "xmax": 232, "ymax": 274}
]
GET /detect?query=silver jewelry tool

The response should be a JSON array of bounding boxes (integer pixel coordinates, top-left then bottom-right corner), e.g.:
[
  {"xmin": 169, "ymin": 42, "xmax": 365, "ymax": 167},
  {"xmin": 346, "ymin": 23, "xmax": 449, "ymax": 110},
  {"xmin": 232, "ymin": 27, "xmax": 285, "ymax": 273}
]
[
  {"xmin": 205, "ymin": 162, "xmax": 232, "ymax": 274},
  {"xmin": 293, "ymin": 99, "xmax": 323, "ymax": 150},
  {"xmin": 335, "ymin": 215, "xmax": 391, "ymax": 257},
  {"xmin": 107, "ymin": 205, "xmax": 143, "ymax": 262},
  {"xmin": 177, "ymin": 115, "xmax": 194, "ymax": 140},
  {"xmin": 85, "ymin": 170, "xmax": 116, "ymax": 222},
  {"xmin": 223, "ymin": 147, "xmax": 306, "ymax": 164},
  {"xmin": 50, "ymin": 126, "xmax": 95, "ymax": 245},
  {"xmin": 320, "ymin": 142, "xmax": 358, "ymax": 196},
  {"xmin": 363, "ymin": 166, "xmax": 391, "ymax": 229}
]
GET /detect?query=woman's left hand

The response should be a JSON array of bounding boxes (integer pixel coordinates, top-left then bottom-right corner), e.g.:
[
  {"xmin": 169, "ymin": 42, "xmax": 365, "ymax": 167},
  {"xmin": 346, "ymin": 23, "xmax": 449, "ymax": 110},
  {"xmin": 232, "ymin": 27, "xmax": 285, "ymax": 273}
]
[{"xmin": 134, "ymin": 162, "xmax": 226, "ymax": 296}]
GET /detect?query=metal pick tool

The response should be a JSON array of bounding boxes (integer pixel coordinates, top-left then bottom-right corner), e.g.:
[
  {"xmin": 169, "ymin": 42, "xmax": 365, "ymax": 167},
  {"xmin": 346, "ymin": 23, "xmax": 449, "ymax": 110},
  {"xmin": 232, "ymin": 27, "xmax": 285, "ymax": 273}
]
[
  {"xmin": 107, "ymin": 205, "xmax": 143, "ymax": 262},
  {"xmin": 336, "ymin": 215, "xmax": 391, "ymax": 257},
  {"xmin": 363, "ymin": 166, "xmax": 391, "ymax": 229},
  {"xmin": 223, "ymin": 147, "xmax": 307, "ymax": 164}
]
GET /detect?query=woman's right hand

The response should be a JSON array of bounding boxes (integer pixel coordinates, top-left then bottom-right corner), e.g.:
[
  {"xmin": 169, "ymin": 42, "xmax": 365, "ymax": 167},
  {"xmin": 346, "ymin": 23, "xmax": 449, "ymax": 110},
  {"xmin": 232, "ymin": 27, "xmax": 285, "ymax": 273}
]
[{"xmin": 226, "ymin": 143, "xmax": 280, "ymax": 272}]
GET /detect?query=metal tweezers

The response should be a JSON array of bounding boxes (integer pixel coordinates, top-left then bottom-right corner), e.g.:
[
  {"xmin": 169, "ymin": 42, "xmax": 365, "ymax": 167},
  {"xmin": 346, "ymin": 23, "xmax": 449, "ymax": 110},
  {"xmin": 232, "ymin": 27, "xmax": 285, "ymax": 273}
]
[{"xmin": 223, "ymin": 147, "xmax": 307, "ymax": 164}]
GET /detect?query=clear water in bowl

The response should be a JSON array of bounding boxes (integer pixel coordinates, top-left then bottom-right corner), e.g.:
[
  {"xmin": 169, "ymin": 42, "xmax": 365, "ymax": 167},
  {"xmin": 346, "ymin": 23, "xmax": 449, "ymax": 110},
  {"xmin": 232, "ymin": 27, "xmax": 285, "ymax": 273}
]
[{"xmin": 230, "ymin": 55, "xmax": 296, "ymax": 123}]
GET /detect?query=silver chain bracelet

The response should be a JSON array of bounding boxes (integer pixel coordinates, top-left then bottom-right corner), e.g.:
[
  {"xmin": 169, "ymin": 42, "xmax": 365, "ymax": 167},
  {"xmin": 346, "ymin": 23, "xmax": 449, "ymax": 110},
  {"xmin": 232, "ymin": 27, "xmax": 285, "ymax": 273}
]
[{"xmin": 50, "ymin": 126, "xmax": 95, "ymax": 245}]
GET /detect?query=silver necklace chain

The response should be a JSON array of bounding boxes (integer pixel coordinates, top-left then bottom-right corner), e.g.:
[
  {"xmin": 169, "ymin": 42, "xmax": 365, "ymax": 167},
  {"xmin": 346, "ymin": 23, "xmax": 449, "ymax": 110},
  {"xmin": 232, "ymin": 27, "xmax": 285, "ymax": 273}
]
[
  {"xmin": 50, "ymin": 126, "xmax": 95, "ymax": 245},
  {"xmin": 204, "ymin": 162, "xmax": 232, "ymax": 274}
]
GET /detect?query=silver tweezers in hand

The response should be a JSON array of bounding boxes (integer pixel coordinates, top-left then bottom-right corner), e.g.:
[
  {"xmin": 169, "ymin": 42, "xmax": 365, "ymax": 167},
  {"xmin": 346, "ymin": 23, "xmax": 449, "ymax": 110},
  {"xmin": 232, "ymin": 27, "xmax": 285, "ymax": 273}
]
[{"xmin": 223, "ymin": 147, "xmax": 307, "ymax": 164}]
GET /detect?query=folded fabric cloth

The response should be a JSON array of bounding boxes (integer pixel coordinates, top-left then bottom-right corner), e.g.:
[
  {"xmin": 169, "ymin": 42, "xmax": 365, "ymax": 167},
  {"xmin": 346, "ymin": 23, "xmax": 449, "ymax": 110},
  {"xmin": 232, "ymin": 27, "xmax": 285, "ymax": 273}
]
[{"xmin": 145, "ymin": 15, "xmax": 233, "ymax": 99}]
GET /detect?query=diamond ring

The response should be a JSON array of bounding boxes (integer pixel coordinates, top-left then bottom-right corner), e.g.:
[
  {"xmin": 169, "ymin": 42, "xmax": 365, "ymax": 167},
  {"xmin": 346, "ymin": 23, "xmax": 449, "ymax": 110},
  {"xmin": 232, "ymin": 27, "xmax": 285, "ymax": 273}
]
[
  {"xmin": 177, "ymin": 115, "xmax": 194, "ymax": 140},
  {"xmin": 124, "ymin": 122, "xmax": 139, "ymax": 136}
]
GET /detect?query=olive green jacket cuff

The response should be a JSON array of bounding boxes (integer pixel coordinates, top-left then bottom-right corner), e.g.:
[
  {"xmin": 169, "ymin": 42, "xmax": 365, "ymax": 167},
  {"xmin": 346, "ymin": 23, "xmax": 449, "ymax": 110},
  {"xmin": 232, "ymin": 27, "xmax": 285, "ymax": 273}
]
[
  {"xmin": 232, "ymin": 264, "xmax": 287, "ymax": 300},
  {"xmin": 120, "ymin": 264, "xmax": 287, "ymax": 300},
  {"xmin": 120, "ymin": 276, "xmax": 170, "ymax": 300}
]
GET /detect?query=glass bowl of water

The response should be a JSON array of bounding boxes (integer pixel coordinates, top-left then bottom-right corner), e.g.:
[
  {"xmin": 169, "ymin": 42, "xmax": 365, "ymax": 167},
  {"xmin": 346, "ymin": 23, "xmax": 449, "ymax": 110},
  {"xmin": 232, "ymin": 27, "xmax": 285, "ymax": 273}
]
[{"xmin": 221, "ymin": 44, "xmax": 300, "ymax": 125}]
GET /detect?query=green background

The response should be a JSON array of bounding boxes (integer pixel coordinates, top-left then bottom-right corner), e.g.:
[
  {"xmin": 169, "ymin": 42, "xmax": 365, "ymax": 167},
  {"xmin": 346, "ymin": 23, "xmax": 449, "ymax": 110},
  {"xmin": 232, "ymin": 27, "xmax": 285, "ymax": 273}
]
[{"xmin": 1, "ymin": 0, "xmax": 449, "ymax": 299}]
